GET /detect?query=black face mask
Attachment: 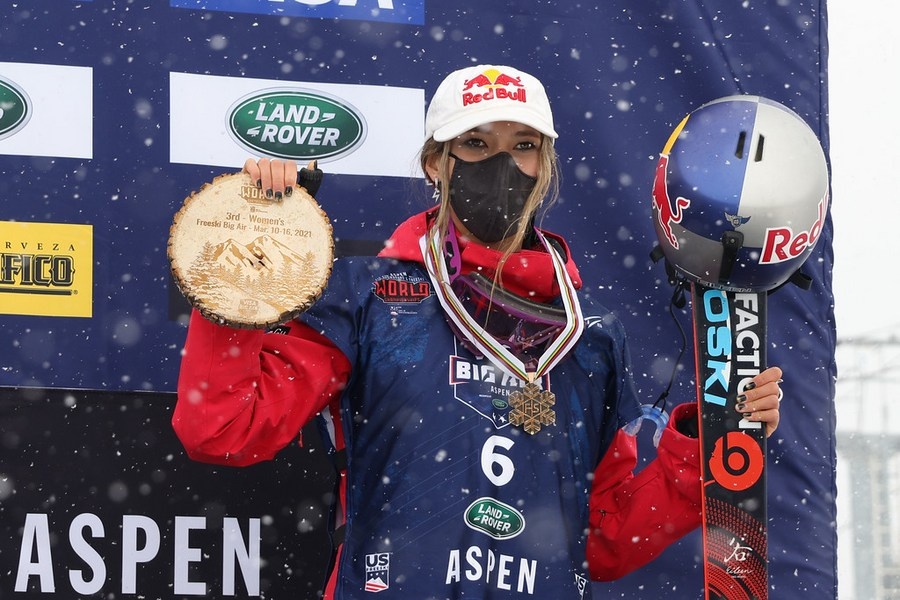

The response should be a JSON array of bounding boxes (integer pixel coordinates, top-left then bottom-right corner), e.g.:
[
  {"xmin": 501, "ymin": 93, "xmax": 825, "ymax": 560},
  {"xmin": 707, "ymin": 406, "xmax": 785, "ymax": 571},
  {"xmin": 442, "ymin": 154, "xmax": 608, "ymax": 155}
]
[{"xmin": 448, "ymin": 152, "xmax": 538, "ymax": 243}]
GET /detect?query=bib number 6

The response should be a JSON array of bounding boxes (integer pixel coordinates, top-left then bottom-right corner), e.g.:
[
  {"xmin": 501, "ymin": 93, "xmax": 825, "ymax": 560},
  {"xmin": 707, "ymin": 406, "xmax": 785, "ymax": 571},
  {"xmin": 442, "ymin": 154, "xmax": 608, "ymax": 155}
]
[{"xmin": 481, "ymin": 435, "xmax": 515, "ymax": 486}]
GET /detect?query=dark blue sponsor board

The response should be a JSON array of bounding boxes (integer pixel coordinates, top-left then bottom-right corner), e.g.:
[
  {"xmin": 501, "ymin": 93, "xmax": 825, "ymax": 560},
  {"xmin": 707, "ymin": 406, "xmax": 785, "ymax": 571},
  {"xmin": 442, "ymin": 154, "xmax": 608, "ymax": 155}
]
[
  {"xmin": 170, "ymin": 0, "xmax": 425, "ymax": 25},
  {"xmin": 0, "ymin": 1, "xmax": 837, "ymax": 599}
]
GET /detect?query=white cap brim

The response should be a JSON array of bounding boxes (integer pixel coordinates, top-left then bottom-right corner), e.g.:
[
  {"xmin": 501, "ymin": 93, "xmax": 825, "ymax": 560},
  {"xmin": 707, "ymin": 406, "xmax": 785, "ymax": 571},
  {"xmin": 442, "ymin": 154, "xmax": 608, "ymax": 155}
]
[{"xmin": 431, "ymin": 104, "xmax": 558, "ymax": 142}]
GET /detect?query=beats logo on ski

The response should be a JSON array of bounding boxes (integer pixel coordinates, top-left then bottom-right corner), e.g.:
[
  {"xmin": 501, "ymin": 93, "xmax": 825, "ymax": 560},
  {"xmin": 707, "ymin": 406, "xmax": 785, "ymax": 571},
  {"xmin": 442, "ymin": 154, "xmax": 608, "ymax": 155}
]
[{"xmin": 709, "ymin": 431, "xmax": 764, "ymax": 491}]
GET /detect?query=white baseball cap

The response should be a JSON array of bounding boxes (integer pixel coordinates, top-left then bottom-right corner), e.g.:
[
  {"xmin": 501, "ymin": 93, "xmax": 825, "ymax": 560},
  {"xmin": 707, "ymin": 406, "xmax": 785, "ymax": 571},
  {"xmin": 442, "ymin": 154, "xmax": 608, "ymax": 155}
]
[{"xmin": 424, "ymin": 64, "xmax": 558, "ymax": 142}]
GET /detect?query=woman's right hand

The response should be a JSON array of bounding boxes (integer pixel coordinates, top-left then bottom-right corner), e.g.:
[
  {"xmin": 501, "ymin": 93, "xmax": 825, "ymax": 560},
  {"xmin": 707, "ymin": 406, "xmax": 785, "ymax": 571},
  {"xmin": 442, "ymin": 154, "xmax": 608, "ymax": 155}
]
[{"xmin": 243, "ymin": 158, "xmax": 299, "ymax": 201}]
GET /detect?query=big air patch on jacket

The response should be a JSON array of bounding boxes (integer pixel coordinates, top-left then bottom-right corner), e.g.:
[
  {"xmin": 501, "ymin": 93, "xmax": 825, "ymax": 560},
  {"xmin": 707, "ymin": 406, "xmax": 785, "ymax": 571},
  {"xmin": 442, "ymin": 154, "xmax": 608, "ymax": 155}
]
[{"xmin": 447, "ymin": 338, "xmax": 551, "ymax": 429}]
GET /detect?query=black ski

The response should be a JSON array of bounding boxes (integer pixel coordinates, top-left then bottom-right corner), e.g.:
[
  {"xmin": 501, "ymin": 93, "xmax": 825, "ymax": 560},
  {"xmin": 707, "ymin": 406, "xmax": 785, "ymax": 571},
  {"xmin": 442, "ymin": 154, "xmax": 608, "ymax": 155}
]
[{"xmin": 691, "ymin": 282, "xmax": 768, "ymax": 600}]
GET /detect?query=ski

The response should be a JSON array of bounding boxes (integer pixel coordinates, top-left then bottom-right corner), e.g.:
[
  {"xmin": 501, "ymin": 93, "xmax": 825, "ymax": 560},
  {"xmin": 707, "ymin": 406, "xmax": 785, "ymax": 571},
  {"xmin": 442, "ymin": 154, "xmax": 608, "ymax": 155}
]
[
  {"xmin": 691, "ymin": 282, "xmax": 768, "ymax": 600},
  {"xmin": 649, "ymin": 93, "xmax": 827, "ymax": 599}
]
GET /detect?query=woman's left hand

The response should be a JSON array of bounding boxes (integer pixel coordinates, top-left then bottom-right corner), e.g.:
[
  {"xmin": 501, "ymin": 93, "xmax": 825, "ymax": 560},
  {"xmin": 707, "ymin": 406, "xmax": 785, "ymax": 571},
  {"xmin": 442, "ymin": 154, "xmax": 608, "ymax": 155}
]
[{"xmin": 736, "ymin": 366, "xmax": 783, "ymax": 438}]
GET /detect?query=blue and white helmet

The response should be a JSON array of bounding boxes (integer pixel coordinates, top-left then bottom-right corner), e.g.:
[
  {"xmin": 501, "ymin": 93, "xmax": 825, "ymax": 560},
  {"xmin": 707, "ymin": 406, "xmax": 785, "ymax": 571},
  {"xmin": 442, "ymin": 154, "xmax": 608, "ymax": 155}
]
[{"xmin": 651, "ymin": 95, "xmax": 829, "ymax": 292}]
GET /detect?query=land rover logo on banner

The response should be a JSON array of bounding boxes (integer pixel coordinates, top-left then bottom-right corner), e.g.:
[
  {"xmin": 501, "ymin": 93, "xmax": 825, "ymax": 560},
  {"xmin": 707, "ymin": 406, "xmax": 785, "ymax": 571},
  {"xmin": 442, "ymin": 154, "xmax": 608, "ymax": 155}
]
[
  {"xmin": 227, "ymin": 89, "xmax": 367, "ymax": 162},
  {"xmin": 0, "ymin": 75, "xmax": 31, "ymax": 141}
]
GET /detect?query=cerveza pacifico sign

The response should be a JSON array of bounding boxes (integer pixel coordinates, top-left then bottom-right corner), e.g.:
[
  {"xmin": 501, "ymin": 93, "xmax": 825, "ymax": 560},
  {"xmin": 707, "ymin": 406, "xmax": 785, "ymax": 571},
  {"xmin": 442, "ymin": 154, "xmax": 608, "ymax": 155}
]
[{"xmin": 227, "ymin": 89, "xmax": 368, "ymax": 162}]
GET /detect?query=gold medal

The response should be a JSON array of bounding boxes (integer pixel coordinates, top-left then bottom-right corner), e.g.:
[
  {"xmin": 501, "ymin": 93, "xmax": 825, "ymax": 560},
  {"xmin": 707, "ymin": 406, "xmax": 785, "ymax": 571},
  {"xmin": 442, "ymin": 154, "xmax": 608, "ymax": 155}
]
[{"xmin": 509, "ymin": 381, "xmax": 556, "ymax": 435}]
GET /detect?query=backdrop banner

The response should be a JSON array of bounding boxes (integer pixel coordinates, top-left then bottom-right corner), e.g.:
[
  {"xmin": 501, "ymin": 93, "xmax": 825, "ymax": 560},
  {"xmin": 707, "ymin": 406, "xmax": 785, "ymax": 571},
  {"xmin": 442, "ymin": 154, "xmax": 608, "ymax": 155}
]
[{"xmin": 1, "ymin": 1, "xmax": 835, "ymax": 598}]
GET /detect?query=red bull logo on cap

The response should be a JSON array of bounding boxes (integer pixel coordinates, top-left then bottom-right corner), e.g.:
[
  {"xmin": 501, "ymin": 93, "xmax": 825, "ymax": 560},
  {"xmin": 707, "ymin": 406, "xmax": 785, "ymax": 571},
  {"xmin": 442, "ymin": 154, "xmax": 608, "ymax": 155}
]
[
  {"xmin": 460, "ymin": 68, "xmax": 527, "ymax": 107},
  {"xmin": 652, "ymin": 154, "xmax": 691, "ymax": 249}
]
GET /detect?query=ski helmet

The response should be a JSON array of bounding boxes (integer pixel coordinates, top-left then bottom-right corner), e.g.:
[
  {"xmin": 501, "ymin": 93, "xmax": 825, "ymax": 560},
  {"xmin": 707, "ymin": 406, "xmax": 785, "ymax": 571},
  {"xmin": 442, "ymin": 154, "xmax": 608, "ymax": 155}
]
[{"xmin": 651, "ymin": 95, "xmax": 829, "ymax": 292}]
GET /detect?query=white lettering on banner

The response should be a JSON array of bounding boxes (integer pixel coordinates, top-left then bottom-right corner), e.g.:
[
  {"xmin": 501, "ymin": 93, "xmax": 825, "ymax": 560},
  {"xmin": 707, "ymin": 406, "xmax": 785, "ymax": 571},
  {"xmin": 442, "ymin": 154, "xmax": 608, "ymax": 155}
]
[
  {"xmin": 224, "ymin": 517, "xmax": 261, "ymax": 595},
  {"xmin": 258, "ymin": 123, "xmax": 341, "ymax": 146},
  {"xmin": 254, "ymin": 101, "xmax": 321, "ymax": 123},
  {"xmin": 445, "ymin": 546, "xmax": 537, "ymax": 594},
  {"xmin": 174, "ymin": 516, "xmax": 206, "ymax": 595},
  {"xmin": 70, "ymin": 513, "xmax": 107, "ymax": 594},
  {"xmin": 15, "ymin": 513, "xmax": 55, "ymax": 592},
  {"xmin": 14, "ymin": 512, "xmax": 260, "ymax": 596},
  {"xmin": 122, "ymin": 514, "xmax": 161, "ymax": 593},
  {"xmin": 250, "ymin": 102, "xmax": 341, "ymax": 146},
  {"xmin": 267, "ymin": 0, "xmax": 395, "ymax": 7}
]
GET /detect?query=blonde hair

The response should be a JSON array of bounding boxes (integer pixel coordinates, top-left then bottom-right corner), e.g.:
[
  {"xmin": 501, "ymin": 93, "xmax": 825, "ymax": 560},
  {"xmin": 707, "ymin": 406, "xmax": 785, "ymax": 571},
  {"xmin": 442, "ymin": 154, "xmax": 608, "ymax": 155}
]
[{"xmin": 419, "ymin": 135, "xmax": 560, "ymax": 274}]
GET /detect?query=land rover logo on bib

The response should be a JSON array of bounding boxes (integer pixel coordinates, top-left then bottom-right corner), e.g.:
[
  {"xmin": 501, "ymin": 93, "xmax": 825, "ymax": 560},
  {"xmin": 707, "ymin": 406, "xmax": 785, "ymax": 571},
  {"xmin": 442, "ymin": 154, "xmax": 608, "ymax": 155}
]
[
  {"xmin": 464, "ymin": 497, "xmax": 525, "ymax": 540},
  {"xmin": 227, "ymin": 89, "xmax": 367, "ymax": 162},
  {"xmin": 0, "ymin": 76, "xmax": 32, "ymax": 141}
]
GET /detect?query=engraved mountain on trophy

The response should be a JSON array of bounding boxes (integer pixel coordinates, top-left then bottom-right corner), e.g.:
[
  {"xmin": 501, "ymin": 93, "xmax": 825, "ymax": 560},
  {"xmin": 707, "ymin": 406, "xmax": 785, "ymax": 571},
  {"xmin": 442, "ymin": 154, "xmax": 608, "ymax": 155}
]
[
  {"xmin": 215, "ymin": 234, "xmax": 309, "ymax": 272},
  {"xmin": 185, "ymin": 234, "xmax": 323, "ymax": 321}
]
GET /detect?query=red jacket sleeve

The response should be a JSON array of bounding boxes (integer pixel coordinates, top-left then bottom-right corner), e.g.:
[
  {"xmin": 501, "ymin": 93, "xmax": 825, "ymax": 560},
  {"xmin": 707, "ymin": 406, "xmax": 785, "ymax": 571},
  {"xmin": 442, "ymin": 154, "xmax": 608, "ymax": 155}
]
[
  {"xmin": 172, "ymin": 310, "xmax": 351, "ymax": 467},
  {"xmin": 587, "ymin": 402, "xmax": 703, "ymax": 581}
]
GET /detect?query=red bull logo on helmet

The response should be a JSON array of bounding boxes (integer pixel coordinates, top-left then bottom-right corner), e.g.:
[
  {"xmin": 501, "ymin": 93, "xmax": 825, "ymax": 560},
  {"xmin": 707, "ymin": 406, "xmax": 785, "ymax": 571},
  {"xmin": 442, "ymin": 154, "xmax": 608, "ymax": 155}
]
[
  {"xmin": 652, "ymin": 154, "xmax": 691, "ymax": 249},
  {"xmin": 460, "ymin": 68, "xmax": 527, "ymax": 107},
  {"xmin": 760, "ymin": 196, "xmax": 827, "ymax": 264}
]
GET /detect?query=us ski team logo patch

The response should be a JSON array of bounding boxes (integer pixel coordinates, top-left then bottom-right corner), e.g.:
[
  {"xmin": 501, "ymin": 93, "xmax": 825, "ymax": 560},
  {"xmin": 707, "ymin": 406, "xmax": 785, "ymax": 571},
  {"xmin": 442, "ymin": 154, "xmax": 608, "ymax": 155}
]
[{"xmin": 364, "ymin": 552, "xmax": 390, "ymax": 593}]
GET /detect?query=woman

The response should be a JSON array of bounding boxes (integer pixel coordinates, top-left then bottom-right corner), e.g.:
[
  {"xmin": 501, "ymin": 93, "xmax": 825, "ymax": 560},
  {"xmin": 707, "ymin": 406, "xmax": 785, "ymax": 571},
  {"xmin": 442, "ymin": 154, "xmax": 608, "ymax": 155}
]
[{"xmin": 173, "ymin": 64, "xmax": 782, "ymax": 599}]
